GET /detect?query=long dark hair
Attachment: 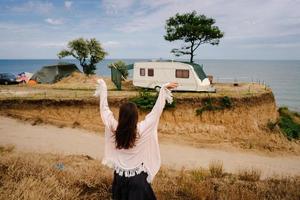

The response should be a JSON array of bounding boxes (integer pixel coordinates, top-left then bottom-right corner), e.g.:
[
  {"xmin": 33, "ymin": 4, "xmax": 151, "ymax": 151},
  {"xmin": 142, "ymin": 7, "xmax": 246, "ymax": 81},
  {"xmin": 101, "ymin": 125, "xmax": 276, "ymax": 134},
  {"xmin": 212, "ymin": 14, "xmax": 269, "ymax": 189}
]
[{"xmin": 115, "ymin": 102, "xmax": 139, "ymax": 149}]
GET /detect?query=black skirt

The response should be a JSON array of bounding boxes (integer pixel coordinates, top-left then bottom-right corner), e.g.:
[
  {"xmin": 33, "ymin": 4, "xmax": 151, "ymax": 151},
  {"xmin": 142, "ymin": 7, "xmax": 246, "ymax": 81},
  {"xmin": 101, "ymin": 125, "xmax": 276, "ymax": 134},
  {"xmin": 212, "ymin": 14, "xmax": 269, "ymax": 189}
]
[{"xmin": 112, "ymin": 171, "xmax": 156, "ymax": 200}]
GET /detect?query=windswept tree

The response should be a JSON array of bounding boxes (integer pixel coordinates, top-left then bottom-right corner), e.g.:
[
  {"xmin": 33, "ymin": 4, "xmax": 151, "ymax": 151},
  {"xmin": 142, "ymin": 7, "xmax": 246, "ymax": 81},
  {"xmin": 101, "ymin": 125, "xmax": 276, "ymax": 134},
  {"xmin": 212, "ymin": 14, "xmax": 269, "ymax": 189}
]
[
  {"xmin": 58, "ymin": 38, "xmax": 107, "ymax": 75},
  {"xmin": 164, "ymin": 11, "xmax": 224, "ymax": 63}
]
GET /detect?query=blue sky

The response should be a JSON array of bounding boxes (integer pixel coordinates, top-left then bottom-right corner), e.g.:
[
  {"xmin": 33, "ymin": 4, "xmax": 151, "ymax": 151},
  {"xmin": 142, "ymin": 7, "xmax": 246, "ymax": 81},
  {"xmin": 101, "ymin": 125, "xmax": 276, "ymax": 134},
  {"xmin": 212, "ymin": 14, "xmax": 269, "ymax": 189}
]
[{"xmin": 0, "ymin": 0, "xmax": 300, "ymax": 60}]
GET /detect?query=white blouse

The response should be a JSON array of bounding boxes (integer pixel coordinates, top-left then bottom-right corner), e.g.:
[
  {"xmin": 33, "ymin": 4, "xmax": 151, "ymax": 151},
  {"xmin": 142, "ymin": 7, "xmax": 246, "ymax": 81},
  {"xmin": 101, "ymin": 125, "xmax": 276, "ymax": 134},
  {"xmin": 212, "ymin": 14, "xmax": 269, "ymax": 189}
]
[{"xmin": 94, "ymin": 79, "xmax": 173, "ymax": 183}]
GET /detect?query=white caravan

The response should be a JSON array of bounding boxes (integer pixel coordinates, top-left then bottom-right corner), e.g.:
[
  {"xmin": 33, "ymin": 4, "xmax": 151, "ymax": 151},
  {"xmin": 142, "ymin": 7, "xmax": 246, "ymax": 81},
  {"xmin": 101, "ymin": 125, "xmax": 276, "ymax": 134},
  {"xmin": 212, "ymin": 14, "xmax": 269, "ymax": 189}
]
[{"xmin": 132, "ymin": 61, "xmax": 215, "ymax": 92}]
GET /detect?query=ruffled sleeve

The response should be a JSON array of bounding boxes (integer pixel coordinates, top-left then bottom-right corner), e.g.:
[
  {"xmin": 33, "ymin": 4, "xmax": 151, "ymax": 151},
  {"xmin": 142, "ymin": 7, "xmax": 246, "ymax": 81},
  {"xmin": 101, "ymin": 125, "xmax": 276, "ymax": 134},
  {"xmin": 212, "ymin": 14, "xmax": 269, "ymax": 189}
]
[
  {"xmin": 139, "ymin": 83, "xmax": 173, "ymax": 135},
  {"xmin": 94, "ymin": 79, "xmax": 117, "ymax": 132}
]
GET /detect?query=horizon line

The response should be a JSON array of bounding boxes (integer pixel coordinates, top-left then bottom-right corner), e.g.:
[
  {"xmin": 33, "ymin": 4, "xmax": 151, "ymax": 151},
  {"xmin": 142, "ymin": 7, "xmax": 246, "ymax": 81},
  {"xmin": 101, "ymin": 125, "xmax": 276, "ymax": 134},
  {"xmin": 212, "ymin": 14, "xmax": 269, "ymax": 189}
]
[{"xmin": 0, "ymin": 58, "xmax": 300, "ymax": 61}]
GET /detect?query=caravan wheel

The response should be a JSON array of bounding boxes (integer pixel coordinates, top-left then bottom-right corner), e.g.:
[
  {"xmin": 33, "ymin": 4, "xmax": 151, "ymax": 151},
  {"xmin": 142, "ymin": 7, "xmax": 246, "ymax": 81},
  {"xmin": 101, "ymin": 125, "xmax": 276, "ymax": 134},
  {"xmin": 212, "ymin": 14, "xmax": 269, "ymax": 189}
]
[{"xmin": 154, "ymin": 86, "xmax": 161, "ymax": 92}]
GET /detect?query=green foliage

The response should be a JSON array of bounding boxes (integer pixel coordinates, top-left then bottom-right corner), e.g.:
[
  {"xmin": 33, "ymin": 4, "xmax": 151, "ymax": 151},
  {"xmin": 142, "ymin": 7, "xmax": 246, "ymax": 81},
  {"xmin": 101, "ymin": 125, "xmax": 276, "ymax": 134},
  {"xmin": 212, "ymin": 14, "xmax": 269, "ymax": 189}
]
[
  {"xmin": 164, "ymin": 11, "xmax": 224, "ymax": 63},
  {"xmin": 196, "ymin": 96, "xmax": 233, "ymax": 115},
  {"xmin": 130, "ymin": 89, "xmax": 176, "ymax": 110},
  {"xmin": 58, "ymin": 38, "xmax": 107, "ymax": 75},
  {"xmin": 108, "ymin": 60, "xmax": 129, "ymax": 80},
  {"xmin": 196, "ymin": 98, "xmax": 215, "ymax": 115},
  {"xmin": 130, "ymin": 90, "xmax": 156, "ymax": 110},
  {"xmin": 278, "ymin": 107, "xmax": 300, "ymax": 140},
  {"xmin": 220, "ymin": 96, "xmax": 232, "ymax": 108}
]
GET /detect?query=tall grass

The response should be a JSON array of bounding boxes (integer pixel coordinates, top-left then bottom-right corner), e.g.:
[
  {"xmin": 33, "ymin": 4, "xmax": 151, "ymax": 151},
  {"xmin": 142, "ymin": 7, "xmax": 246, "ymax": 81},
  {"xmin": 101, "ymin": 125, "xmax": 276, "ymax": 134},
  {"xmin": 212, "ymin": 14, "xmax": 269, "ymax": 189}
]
[
  {"xmin": 209, "ymin": 160, "xmax": 224, "ymax": 178},
  {"xmin": 238, "ymin": 168, "xmax": 262, "ymax": 182},
  {"xmin": 2, "ymin": 149, "xmax": 299, "ymax": 199}
]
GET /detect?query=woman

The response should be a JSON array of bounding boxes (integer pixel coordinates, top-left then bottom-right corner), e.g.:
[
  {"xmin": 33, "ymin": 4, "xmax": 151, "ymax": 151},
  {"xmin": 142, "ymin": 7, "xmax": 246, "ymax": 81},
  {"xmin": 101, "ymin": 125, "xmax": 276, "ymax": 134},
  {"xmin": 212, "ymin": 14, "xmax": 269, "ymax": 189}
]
[{"xmin": 94, "ymin": 79, "xmax": 178, "ymax": 200}]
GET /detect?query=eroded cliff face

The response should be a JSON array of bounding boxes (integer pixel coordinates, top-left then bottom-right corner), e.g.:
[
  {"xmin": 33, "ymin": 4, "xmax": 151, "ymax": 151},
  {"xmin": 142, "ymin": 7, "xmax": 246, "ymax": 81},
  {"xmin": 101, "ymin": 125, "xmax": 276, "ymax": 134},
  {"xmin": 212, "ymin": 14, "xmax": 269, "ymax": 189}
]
[
  {"xmin": 0, "ymin": 91, "xmax": 298, "ymax": 153},
  {"xmin": 158, "ymin": 93, "xmax": 278, "ymax": 139}
]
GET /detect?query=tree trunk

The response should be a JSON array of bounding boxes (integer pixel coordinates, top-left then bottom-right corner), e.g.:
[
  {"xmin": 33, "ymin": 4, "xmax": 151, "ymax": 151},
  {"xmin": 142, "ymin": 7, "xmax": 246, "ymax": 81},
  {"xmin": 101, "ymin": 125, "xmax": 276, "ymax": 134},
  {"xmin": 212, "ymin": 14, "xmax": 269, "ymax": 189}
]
[
  {"xmin": 190, "ymin": 53, "xmax": 194, "ymax": 63},
  {"xmin": 190, "ymin": 41, "xmax": 194, "ymax": 63}
]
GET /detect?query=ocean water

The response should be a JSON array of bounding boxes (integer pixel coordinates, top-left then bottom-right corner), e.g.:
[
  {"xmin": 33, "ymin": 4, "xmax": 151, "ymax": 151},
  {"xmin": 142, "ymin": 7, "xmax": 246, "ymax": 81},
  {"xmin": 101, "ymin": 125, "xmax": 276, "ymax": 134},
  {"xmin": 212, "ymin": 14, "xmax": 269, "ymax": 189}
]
[{"xmin": 0, "ymin": 59, "xmax": 299, "ymax": 112}]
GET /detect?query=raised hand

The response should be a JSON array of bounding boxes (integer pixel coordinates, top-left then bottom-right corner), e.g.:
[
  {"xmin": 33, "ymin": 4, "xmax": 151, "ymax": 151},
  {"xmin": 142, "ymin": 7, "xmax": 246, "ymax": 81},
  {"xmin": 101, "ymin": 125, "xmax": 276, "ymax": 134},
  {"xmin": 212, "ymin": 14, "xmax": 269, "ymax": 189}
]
[
  {"xmin": 165, "ymin": 82, "xmax": 178, "ymax": 90},
  {"xmin": 94, "ymin": 79, "xmax": 106, "ymax": 97}
]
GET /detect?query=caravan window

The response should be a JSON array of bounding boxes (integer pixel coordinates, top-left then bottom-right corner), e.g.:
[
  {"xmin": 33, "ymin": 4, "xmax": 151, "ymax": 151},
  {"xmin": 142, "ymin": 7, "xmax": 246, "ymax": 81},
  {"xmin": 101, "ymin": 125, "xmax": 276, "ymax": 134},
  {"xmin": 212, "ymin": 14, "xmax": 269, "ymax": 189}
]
[
  {"xmin": 148, "ymin": 68, "xmax": 154, "ymax": 76},
  {"xmin": 140, "ymin": 68, "xmax": 145, "ymax": 76},
  {"xmin": 175, "ymin": 69, "xmax": 189, "ymax": 78}
]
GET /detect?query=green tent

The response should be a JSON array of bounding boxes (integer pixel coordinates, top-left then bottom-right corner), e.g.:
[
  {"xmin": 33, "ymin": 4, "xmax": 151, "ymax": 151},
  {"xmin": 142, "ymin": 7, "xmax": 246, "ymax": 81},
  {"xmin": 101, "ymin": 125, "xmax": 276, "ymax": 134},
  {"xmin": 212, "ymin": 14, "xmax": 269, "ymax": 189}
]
[{"xmin": 31, "ymin": 63, "xmax": 80, "ymax": 84}]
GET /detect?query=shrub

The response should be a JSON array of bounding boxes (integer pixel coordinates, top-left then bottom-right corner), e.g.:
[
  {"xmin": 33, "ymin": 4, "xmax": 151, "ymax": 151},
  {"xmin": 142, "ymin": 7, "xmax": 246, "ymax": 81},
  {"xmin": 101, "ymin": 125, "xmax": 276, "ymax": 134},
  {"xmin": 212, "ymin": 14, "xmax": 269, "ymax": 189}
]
[
  {"xmin": 278, "ymin": 107, "xmax": 300, "ymax": 140},
  {"xmin": 220, "ymin": 96, "xmax": 232, "ymax": 108},
  {"xmin": 0, "ymin": 145, "xmax": 15, "ymax": 154},
  {"xmin": 196, "ymin": 96, "xmax": 233, "ymax": 116},
  {"xmin": 209, "ymin": 160, "xmax": 224, "ymax": 178},
  {"xmin": 196, "ymin": 98, "xmax": 216, "ymax": 115},
  {"xmin": 238, "ymin": 168, "xmax": 261, "ymax": 182},
  {"xmin": 190, "ymin": 168, "xmax": 209, "ymax": 182},
  {"xmin": 279, "ymin": 116, "xmax": 300, "ymax": 140},
  {"xmin": 130, "ymin": 90, "xmax": 157, "ymax": 110},
  {"xmin": 130, "ymin": 89, "xmax": 176, "ymax": 110}
]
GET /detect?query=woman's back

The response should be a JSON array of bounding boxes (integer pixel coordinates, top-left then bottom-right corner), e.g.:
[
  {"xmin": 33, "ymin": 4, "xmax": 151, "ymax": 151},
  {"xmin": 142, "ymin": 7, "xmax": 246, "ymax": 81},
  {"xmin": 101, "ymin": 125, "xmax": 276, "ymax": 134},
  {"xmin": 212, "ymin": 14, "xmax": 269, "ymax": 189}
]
[{"xmin": 94, "ymin": 79, "xmax": 177, "ymax": 199}]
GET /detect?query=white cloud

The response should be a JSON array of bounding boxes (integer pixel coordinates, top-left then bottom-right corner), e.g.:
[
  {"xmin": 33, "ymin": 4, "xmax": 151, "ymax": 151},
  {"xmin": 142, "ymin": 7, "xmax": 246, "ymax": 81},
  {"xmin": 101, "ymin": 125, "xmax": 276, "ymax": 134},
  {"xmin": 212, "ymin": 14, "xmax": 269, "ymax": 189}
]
[
  {"xmin": 0, "ymin": 41, "xmax": 67, "ymax": 48},
  {"xmin": 38, "ymin": 42, "xmax": 67, "ymax": 48},
  {"xmin": 115, "ymin": 0, "xmax": 217, "ymax": 33},
  {"xmin": 103, "ymin": 41, "xmax": 121, "ymax": 48},
  {"xmin": 10, "ymin": 1, "xmax": 54, "ymax": 14},
  {"xmin": 101, "ymin": 0, "xmax": 135, "ymax": 14},
  {"xmin": 0, "ymin": 22, "xmax": 41, "ymax": 34},
  {"xmin": 116, "ymin": 0, "xmax": 300, "ymax": 40},
  {"xmin": 140, "ymin": 0, "xmax": 175, "ymax": 8},
  {"xmin": 241, "ymin": 42, "xmax": 300, "ymax": 49},
  {"xmin": 45, "ymin": 18, "xmax": 64, "ymax": 25},
  {"xmin": 64, "ymin": 1, "xmax": 73, "ymax": 10},
  {"xmin": 2, "ymin": 0, "xmax": 300, "ymax": 59}
]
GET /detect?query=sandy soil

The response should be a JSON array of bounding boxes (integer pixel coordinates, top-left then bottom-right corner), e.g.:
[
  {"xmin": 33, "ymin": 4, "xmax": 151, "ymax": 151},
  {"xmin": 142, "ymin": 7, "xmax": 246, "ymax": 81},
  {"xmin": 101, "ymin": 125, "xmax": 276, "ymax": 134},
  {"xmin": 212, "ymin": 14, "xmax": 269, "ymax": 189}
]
[{"xmin": 0, "ymin": 116, "xmax": 299, "ymax": 179}]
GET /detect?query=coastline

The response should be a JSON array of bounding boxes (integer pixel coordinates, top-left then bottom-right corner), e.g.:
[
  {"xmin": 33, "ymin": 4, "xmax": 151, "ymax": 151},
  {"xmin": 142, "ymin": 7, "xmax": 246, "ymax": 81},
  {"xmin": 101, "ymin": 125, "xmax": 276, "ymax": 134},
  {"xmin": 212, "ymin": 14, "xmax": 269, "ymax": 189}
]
[{"xmin": 0, "ymin": 59, "xmax": 299, "ymax": 112}]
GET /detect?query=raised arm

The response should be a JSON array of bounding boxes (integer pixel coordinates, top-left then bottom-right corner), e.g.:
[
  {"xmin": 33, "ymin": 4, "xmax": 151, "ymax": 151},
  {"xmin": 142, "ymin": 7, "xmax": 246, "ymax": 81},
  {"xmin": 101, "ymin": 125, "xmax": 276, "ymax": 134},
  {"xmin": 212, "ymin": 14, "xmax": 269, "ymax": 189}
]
[
  {"xmin": 94, "ymin": 79, "xmax": 117, "ymax": 131},
  {"xmin": 139, "ymin": 82, "xmax": 177, "ymax": 134}
]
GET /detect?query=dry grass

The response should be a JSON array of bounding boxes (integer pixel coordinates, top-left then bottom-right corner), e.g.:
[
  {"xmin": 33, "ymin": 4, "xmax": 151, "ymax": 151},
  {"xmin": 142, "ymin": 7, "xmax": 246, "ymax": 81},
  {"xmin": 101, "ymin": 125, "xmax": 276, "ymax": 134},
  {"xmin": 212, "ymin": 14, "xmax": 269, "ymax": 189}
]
[
  {"xmin": 1, "ymin": 147, "xmax": 299, "ymax": 200},
  {"xmin": 0, "ymin": 145, "xmax": 15, "ymax": 154},
  {"xmin": 0, "ymin": 149, "xmax": 112, "ymax": 200},
  {"xmin": 0, "ymin": 74, "xmax": 269, "ymax": 101},
  {"xmin": 209, "ymin": 160, "xmax": 224, "ymax": 178},
  {"xmin": 238, "ymin": 168, "xmax": 262, "ymax": 182}
]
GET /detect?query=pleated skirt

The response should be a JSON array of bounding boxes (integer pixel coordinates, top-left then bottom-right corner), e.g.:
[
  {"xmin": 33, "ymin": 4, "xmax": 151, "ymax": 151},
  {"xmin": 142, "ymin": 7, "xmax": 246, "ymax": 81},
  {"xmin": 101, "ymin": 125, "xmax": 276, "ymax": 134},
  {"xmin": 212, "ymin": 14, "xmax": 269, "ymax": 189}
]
[{"xmin": 112, "ymin": 171, "xmax": 156, "ymax": 200}]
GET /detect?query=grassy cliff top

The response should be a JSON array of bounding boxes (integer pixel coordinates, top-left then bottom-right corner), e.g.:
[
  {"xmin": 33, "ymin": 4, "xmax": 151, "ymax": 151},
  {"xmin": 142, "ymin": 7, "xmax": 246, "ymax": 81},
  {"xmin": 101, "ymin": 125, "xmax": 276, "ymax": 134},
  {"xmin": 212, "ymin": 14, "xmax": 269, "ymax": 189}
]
[{"xmin": 0, "ymin": 72, "xmax": 271, "ymax": 101}]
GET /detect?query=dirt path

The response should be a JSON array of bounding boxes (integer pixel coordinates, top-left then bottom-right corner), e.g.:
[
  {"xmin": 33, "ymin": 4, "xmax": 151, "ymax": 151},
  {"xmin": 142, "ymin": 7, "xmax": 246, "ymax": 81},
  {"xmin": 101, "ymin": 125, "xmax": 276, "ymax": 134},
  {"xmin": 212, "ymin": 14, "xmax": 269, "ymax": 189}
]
[{"xmin": 1, "ymin": 116, "xmax": 299, "ymax": 179}]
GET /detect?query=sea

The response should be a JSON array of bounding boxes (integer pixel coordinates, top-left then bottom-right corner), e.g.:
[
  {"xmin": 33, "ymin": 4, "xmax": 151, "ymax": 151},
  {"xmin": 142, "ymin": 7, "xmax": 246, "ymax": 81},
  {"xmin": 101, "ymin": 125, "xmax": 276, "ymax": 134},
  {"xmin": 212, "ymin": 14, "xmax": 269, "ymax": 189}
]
[{"xmin": 0, "ymin": 59, "xmax": 299, "ymax": 112}]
